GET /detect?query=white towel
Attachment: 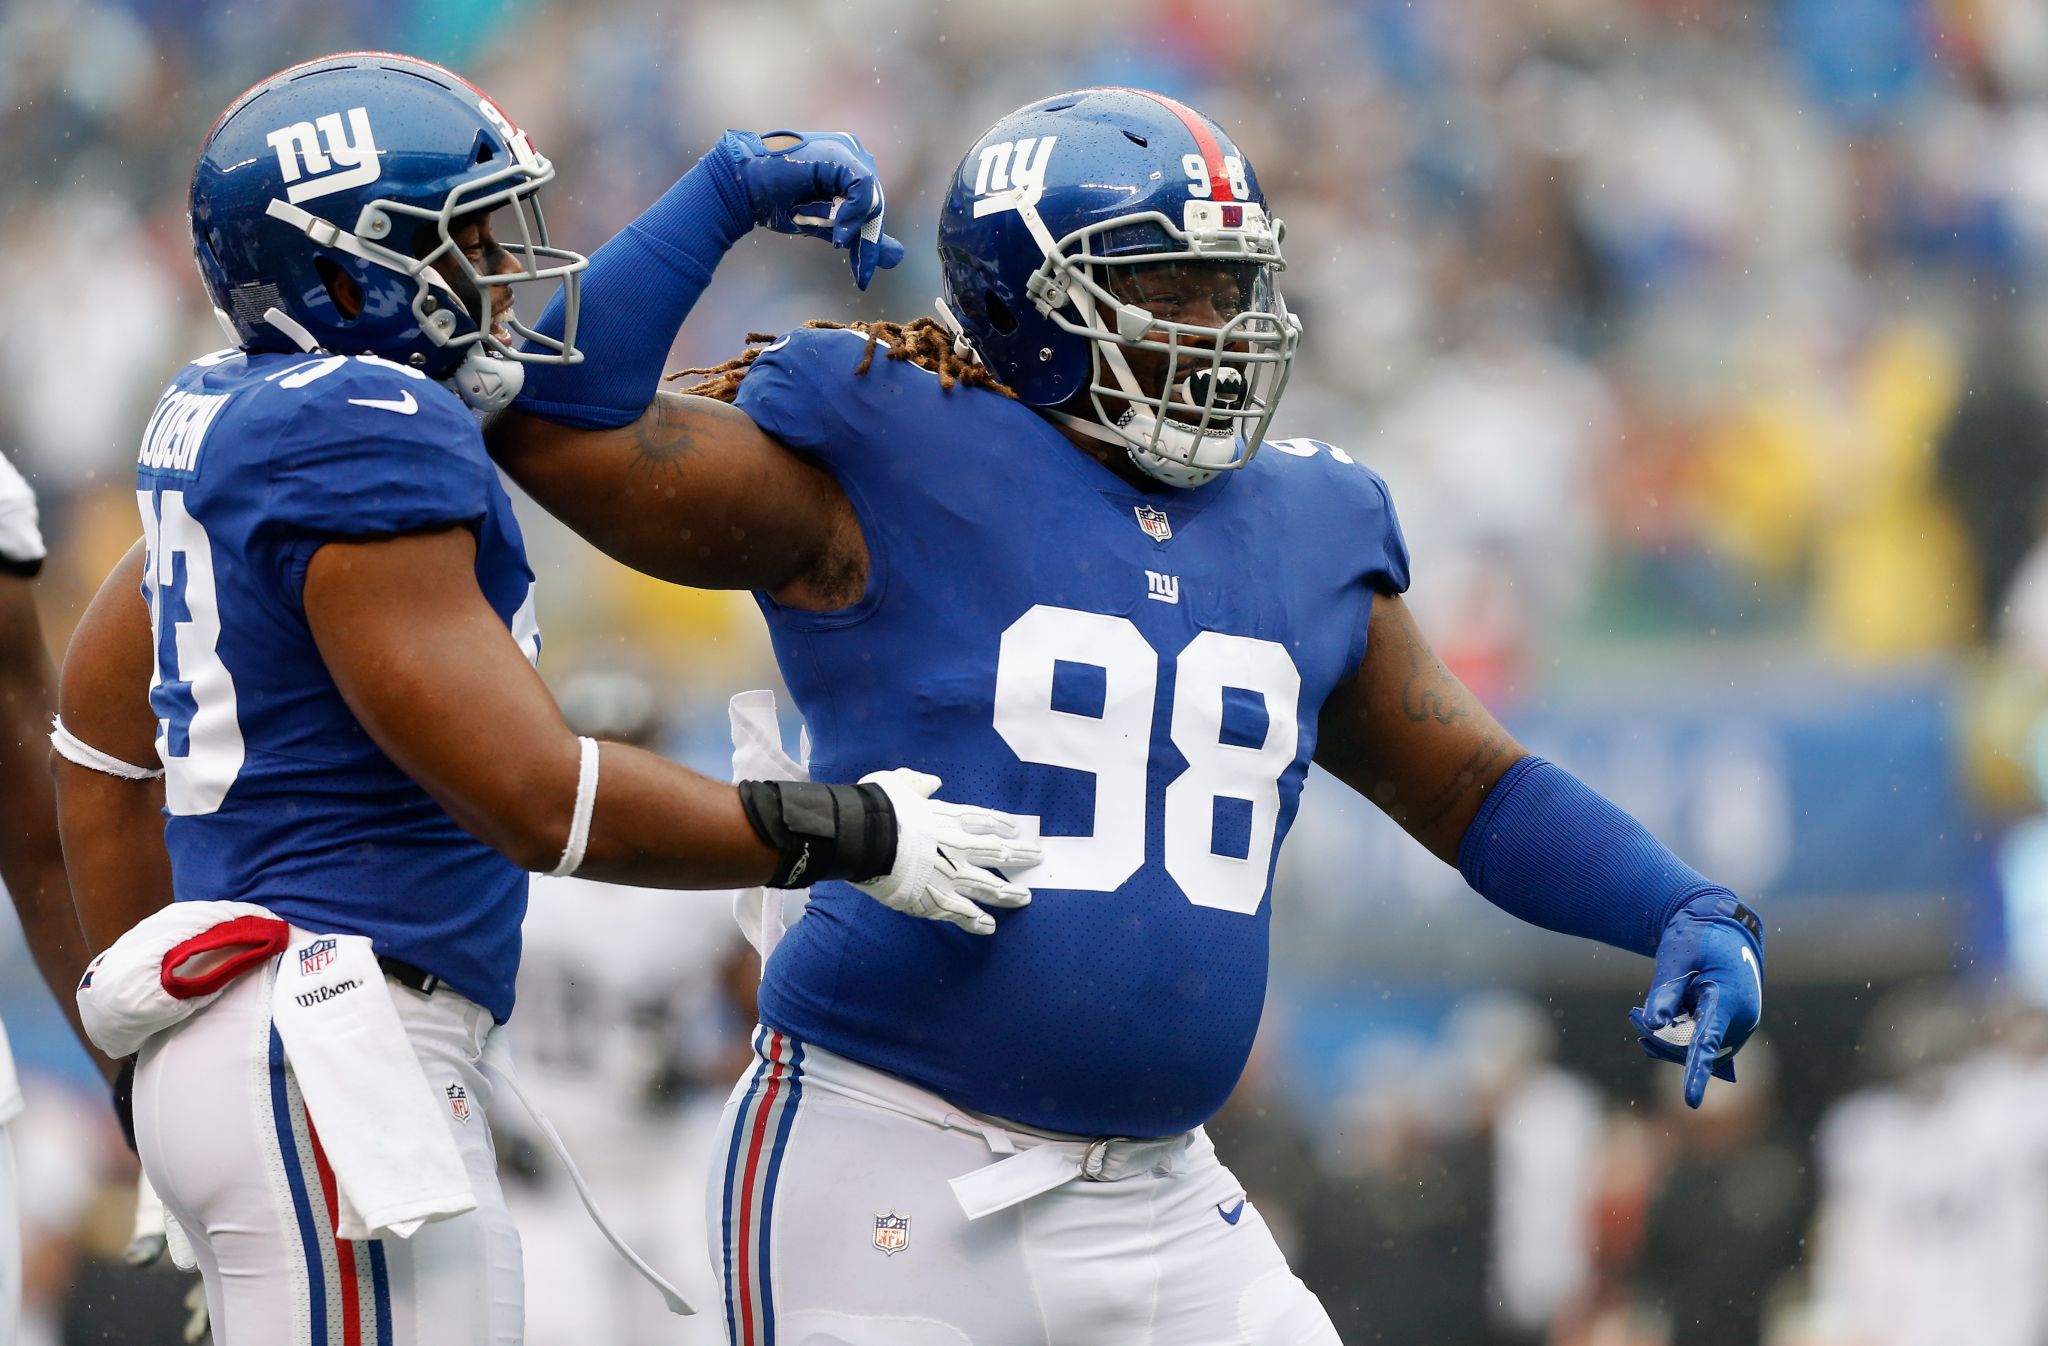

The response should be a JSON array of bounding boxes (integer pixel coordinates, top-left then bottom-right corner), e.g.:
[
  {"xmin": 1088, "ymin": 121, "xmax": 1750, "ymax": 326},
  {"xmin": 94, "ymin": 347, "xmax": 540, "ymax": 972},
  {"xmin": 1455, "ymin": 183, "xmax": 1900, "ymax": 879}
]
[
  {"xmin": 269, "ymin": 929, "xmax": 475, "ymax": 1239},
  {"xmin": 77, "ymin": 899, "xmax": 285, "ymax": 1058},
  {"xmin": 728, "ymin": 689, "xmax": 810, "ymax": 970}
]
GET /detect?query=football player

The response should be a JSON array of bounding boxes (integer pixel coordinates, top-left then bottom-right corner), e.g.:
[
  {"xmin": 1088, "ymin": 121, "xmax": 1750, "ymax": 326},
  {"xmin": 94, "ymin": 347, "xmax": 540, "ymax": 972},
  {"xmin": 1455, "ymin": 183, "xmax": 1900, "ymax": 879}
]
[
  {"xmin": 0, "ymin": 449, "xmax": 101, "ymax": 1346},
  {"xmin": 52, "ymin": 53, "xmax": 1037, "ymax": 1345},
  {"xmin": 491, "ymin": 87, "xmax": 1769, "ymax": 1345}
]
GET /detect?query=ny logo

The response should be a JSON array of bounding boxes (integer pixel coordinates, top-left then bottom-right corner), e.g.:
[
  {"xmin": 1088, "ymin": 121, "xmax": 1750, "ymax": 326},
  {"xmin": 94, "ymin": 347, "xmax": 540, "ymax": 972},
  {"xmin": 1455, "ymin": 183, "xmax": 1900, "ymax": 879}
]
[
  {"xmin": 1145, "ymin": 570, "xmax": 1180, "ymax": 605},
  {"xmin": 972, "ymin": 136, "xmax": 1056, "ymax": 218},
  {"xmin": 266, "ymin": 107, "xmax": 380, "ymax": 204}
]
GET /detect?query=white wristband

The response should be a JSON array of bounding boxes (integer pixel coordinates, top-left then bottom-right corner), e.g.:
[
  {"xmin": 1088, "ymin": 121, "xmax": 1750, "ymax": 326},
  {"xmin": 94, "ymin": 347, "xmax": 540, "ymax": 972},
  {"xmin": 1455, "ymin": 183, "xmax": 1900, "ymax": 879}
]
[
  {"xmin": 50, "ymin": 716, "xmax": 163, "ymax": 780},
  {"xmin": 551, "ymin": 737, "xmax": 601, "ymax": 877}
]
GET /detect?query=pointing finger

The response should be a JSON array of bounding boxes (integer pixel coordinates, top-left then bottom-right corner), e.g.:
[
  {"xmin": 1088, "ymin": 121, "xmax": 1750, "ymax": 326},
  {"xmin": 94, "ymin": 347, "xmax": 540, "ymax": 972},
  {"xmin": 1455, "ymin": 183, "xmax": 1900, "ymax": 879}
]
[{"xmin": 1683, "ymin": 984, "xmax": 1726, "ymax": 1109}]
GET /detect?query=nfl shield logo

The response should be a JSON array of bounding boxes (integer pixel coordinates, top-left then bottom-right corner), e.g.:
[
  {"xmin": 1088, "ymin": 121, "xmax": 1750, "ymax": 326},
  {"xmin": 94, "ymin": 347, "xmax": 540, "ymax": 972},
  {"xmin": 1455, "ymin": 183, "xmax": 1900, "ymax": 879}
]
[
  {"xmin": 299, "ymin": 938, "xmax": 338, "ymax": 976},
  {"xmin": 1134, "ymin": 504, "xmax": 1172, "ymax": 543},
  {"xmin": 872, "ymin": 1211, "xmax": 910, "ymax": 1256},
  {"xmin": 446, "ymin": 1083, "xmax": 472, "ymax": 1124}
]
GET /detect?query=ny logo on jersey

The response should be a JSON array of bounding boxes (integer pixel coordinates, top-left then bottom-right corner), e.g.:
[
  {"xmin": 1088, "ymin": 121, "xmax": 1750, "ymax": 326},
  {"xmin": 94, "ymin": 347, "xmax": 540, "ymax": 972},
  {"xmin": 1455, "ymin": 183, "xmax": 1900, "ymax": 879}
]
[
  {"xmin": 266, "ymin": 107, "xmax": 380, "ymax": 204},
  {"xmin": 1145, "ymin": 570, "xmax": 1180, "ymax": 605},
  {"xmin": 971, "ymin": 136, "xmax": 1056, "ymax": 218}
]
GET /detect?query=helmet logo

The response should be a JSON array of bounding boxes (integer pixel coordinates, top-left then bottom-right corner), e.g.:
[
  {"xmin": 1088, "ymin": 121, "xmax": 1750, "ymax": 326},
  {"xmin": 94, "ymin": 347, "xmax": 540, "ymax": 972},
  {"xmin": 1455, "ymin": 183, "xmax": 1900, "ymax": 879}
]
[
  {"xmin": 971, "ymin": 136, "xmax": 1057, "ymax": 218},
  {"xmin": 265, "ymin": 107, "xmax": 380, "ymax": 204}
]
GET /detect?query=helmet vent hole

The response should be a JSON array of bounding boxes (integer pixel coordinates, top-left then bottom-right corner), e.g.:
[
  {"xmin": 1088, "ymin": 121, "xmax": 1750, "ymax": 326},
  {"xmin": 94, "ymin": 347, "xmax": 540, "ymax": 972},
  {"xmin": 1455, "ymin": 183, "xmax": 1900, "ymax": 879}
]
[
  {"xmin": 1123, "ymin": 130, "xmax": 1149, "ymax": 147},
  {"xmin": 985, "ymin": 291, "xmax": 1018, "ymax": 336},
  {"xmin": 473, "ymin": 134, "xmax": 496, "ymax": 164}
]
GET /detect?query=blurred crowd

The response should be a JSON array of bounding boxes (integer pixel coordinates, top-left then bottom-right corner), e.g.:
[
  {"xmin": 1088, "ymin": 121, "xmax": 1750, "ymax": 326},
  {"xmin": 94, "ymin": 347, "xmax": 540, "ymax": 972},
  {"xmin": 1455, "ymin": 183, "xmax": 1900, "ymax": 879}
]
[
  {"xmin": 8, "ymin": 0, "xmax": 2048, "ymax": 685},
  {"xmin": 1204, "ymin": 983, "xmax": 2048, "ymax": 1346},
  {"xmin": 9, "ymin": 0, "xmax": 2048, "ymax": 1341}
]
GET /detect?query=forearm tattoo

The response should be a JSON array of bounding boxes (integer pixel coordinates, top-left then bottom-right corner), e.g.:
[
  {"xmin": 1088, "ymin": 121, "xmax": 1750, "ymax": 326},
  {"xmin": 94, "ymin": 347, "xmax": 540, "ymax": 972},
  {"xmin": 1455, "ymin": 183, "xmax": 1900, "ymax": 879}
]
[{"xmin": 1401, "ymin": 734, "xmax": 1512, "ymax": 834}]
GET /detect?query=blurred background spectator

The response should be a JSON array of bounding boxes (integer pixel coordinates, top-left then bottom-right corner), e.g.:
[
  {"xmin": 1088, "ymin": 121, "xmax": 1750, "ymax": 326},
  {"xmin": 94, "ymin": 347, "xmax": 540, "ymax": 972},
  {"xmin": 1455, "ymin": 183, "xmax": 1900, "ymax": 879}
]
[{"xmin": 7, "ymin": 0, "xmax": 2048, "ymax": 1339}]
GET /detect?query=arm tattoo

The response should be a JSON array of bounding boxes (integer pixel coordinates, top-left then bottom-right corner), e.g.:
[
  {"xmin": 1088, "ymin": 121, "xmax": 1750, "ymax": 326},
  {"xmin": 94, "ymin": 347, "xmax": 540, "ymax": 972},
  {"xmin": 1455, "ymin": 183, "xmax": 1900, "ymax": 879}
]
[
  {"xmin": 1400, "ymin": 732, "xmax": 1511, "ymax": 833},
  {"xmin": 1363, "ymin": 599, "xmax": 1518, "ymax": 841},
  {"xmin": 1397, "ymin": 610, "xmax": 1470, "ymax": 726},
  {"xmin": 628, "ymin": 395, "xmax": 703, "ymax": 477}
]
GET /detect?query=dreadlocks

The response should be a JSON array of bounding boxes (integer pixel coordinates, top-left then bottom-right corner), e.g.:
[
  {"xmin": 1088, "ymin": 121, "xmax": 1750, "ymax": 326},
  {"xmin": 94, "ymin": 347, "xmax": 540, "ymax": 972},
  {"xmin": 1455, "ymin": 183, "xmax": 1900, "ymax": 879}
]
[{"xmin": 669, "ymin": 318, "xmax": 1017, "ymax": 403}]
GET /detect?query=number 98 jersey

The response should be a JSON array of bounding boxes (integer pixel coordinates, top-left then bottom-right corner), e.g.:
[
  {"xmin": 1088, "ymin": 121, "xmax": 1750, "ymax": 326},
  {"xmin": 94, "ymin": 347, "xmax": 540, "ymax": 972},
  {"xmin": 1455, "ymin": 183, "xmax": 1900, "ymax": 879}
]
[
  {"xmin": 735, "ymin": 328, "xmax": 1410, "ymax": 1137},
  {"xmin": 133, "ymin": 350, "xmax": 537, "ymax": 1021}
]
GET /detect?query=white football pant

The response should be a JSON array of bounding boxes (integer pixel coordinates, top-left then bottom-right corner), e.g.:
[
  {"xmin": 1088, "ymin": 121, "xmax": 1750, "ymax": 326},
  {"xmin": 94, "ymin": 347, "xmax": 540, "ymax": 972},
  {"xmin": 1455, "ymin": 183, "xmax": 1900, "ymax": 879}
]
[
  {"xmin": 707, "ymin": 1028, "xmax": 1339, "ymax": 1346},
  {"xmin": 133, "ymin": 963, "xmax": 521, "ymax": 1346}
]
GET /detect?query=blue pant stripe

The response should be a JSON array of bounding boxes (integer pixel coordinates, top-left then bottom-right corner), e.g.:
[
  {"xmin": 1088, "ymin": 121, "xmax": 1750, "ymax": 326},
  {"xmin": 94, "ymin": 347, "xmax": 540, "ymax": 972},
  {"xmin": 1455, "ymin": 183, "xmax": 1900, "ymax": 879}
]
[
  {"xmin": 755, "ymin": 1037, "xmax": 805, "ymax": 1345},
  {"xmin": 268, "ymin": 1026, "xmax": 326, "ymax": 1345},
  {"xmin": 369, "ymin": 1239, "xmax": 392, "ymax": 1345}
]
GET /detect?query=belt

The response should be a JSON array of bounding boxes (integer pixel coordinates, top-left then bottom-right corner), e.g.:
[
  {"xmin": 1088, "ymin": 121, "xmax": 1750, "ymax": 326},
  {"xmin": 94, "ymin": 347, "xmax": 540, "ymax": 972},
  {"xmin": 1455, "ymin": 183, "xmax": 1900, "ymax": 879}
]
[
  {"xmin": 948, "ymin": 1130, "xmax": 1191, "ymax": 1220},
  {"xmin": 377, "ymin": 955, "xmax": 443, "ymax": 997}
]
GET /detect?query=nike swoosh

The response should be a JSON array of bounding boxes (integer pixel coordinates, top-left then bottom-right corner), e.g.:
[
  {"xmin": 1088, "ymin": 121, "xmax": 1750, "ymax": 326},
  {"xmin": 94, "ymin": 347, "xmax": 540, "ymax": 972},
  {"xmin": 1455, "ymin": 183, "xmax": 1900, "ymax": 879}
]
[
  {"xmin": 1741, "ymin": 945, "xmax": 1762, "ymax": 1006},
  {"xmin": 347, "ymin": 391, "xmax": 418, "ymax": 415},
  {"xmin": 1216, "ymin": 1198, "xmax": 1245, "ymax": 1226}
]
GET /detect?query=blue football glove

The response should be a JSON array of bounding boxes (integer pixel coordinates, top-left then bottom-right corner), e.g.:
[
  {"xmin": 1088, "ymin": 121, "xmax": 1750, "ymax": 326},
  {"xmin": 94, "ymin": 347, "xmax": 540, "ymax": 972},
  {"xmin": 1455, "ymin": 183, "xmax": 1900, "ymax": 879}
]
[
  {"xmin": 710, "ymin": 129, "xmax": 906, "ymax": 290},
  {"xmin": 1629, "ymin": 892, "xmax": 1764, "ymax": 1108}
]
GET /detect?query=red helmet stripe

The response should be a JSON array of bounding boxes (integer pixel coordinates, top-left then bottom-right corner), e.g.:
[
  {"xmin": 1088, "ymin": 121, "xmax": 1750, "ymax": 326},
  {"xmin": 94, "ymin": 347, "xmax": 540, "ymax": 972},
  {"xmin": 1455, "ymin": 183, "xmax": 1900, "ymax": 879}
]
[{"xmin": 1113, "ymin": 88, "xmax": 1234, "ymax": 201}]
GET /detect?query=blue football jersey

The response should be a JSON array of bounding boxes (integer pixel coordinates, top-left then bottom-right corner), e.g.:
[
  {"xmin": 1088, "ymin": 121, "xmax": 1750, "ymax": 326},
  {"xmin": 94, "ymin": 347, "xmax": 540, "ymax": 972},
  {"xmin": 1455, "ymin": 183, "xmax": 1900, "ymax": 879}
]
[
  {"xmin": 735, "ymin": 328, "xmax": 1410, "ymax": 1136},
  {"xmin": 134, "ymin": 350, "xmax": 537, "ymax": 1021}
]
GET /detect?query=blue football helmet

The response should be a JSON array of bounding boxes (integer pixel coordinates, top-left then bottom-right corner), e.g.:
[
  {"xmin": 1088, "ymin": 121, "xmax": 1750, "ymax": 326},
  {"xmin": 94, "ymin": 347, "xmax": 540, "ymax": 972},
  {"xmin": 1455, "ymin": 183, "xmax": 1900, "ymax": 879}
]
[
  {"xmin": 937, "ymin": 88, "xmax": 1300, "ymax": 487},
  {"xmin": 190, "ymin": 52, "xmax": 585, "ymax": 410}
]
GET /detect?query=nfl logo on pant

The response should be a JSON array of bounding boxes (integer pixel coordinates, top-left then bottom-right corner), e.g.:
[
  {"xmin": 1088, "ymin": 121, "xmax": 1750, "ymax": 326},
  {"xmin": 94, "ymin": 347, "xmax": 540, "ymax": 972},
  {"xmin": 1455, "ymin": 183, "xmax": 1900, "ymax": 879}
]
[
  {"xmin": 299, "ymin": 938, "xmax": 338, "ymax": 975},
  {"xmin": 872, "ymin": 1211, "xmax": 910, "ymax": 1256}
]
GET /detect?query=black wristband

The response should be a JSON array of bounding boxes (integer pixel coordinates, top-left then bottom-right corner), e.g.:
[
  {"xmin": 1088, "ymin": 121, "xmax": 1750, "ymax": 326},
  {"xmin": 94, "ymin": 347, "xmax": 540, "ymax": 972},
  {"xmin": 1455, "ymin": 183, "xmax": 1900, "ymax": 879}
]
[
  {"xmin": 112, "ymin": 1056, "xmax": 138, "ymax": 1154},
  {"xmin": 737, "ymin": 780, "xmax": 897, "ymax": 888}
]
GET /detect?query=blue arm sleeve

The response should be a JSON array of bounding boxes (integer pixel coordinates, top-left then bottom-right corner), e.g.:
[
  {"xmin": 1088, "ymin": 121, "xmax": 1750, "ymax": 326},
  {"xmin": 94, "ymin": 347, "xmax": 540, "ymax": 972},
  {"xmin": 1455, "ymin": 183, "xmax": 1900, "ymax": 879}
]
[
  {"xmin": 1456, "ymin": 755, "xmax": 1727, "ymax": 956},
  {"xmin": 513, "ymin": 150, "xmax": 754, "ymax": 429}
]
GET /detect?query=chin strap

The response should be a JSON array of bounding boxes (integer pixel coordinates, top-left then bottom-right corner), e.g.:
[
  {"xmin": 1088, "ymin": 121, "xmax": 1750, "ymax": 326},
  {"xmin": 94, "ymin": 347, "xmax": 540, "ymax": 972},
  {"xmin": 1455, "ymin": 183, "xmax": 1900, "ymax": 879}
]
[
  {"xmin": 261, "ymin": 306, "xmax": 323, "ymax": 353},
  {"xmin": 1038, "ymin": 407, "xmax": 1229, "ymax": 490},
  {"xmin": 264, "ymin": 199, "xmax": 470, "ymax": 310},
  {"xmin": 932, "ymin": 294, "xmax": 981, "ymax": 362},
  {"xmin": 452, "ymin": 346, "xmax": 525, "ymax": 412},
  {"xmin": 1041, "ymin": 407, "xmax": 1123, "ymax": 449}
]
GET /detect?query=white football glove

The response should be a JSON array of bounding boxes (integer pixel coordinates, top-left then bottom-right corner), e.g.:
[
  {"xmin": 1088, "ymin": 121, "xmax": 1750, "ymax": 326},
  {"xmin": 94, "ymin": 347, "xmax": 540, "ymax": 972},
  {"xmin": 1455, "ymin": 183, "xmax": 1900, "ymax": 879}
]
[{"xmin": 854, "ymin": 769, "xmax": 1041, "ymax": 935}]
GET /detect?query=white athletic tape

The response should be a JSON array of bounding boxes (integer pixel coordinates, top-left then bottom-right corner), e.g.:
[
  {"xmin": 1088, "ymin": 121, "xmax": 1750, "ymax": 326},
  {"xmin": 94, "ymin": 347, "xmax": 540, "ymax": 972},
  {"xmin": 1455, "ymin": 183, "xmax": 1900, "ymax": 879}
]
[
  {"xmin": 550, "ymin": 737, "xmax": 600, "ymax": 877},
  {"xmin": 50, "ymin": 716, "xmax": 164, "ymax": 780}
]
